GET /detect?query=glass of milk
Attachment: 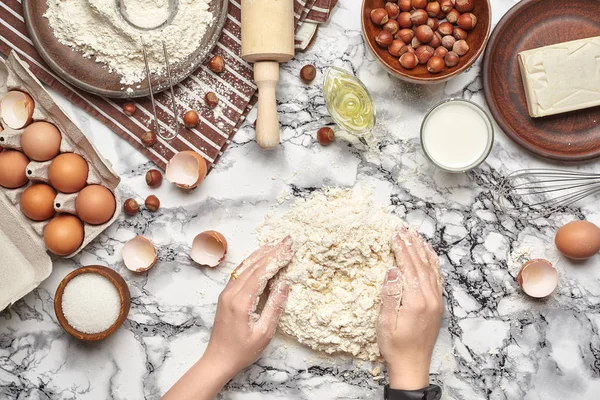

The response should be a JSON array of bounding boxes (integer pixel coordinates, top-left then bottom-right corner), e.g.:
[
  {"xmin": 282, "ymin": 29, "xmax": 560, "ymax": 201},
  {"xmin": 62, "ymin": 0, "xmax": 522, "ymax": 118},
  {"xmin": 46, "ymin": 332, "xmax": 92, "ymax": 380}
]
[{"xmin": 420, "ymin": 99, "xmax": 494, "ymax": 173}]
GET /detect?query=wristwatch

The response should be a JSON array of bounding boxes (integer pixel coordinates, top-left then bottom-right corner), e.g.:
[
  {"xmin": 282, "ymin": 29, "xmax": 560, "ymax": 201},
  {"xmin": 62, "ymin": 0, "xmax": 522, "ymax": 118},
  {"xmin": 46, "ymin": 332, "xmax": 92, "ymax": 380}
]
[{"xmin": 384, "ymin": 384, "xmax": 442, "ymax": 400}]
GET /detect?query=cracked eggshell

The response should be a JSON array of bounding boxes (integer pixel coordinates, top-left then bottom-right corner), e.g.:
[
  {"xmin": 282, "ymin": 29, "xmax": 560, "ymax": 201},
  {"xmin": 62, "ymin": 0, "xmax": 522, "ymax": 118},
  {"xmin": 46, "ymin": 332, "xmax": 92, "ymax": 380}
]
[
  {"xmin": 517, "ymin": 259, "xmax": 558, "ymax": 299},
  {"xmin": 122, "ymin": 236, "xmax": 157, "ymax": 273},
  {"xmin": 191, "ymin": 231, "xmax": 227, "ymax": 267},
  {"xmin": 165, "ymin": 151, "xmax": 207, "ymax": 189},
  {"xmin": 1, "ymin": 91, "xmax": 34, "ymax": 129}
]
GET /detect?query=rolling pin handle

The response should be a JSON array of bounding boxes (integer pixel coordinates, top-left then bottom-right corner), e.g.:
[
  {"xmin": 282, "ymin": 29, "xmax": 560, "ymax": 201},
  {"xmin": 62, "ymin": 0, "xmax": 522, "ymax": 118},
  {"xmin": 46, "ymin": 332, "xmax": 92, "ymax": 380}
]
[{"xmin": 254, "ymin": 61, "xmax": 281, "ymax": 150}]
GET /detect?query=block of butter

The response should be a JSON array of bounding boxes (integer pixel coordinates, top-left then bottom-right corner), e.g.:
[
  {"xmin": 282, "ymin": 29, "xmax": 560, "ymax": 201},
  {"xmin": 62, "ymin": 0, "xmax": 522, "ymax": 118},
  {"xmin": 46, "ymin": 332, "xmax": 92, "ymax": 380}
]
[{"xmin": 518, "ymin": 36, "xmax": 600, "ymax": 118}]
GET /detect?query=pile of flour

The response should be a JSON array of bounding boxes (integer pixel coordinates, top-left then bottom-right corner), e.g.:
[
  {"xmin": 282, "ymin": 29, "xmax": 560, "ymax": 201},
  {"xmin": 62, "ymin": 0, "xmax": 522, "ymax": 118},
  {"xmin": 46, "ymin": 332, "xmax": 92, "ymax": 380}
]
[
  {"xmin": 44, "ymin": 0, "xmax": 213, "ymax": 85},
  {"xmin": 259, "ymin": 188, "xmax": 405, "ymax": 361}
]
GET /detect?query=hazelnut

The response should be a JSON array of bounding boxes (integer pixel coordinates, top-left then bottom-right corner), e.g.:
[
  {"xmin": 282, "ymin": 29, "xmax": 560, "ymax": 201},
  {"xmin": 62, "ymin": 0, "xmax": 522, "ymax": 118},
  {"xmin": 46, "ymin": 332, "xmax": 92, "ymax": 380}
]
[
  {"xmin": 411, "ymin": 0, "xmax": 427, "ymax": 9},
  {"xmin": 375, "ymin": 30, "xmax": 394, "ymax": 48},
  {"xmin": 317, "ymin": 127, "xmax": 335, "ymax": 146},
  {"xmin": 383, "ymin": 19, "xmax": 400, "ymax": 35},
  {"xmin": 446, "ymin": 9, "xmax": 460, "ymax": 24},
  {"xmin": 205, "ymin": 92, "xmax": 219, "ymax": 108},
  {"xmin": 427, "ymin": 56, "xmax": 445, "ymax": 73},
  {"xmin": 145, "ymin": 169, "xmax": 163, "ymax": 188},
  {"xmin": 399, "ymin": 0, "xmax": 412, "ymax": 12},
  {"xmin": 397, "ymin": 28, "xmax": 415, "ymax": 43},
  {"xmin": 427, "ymin": 17, "xmax": 439, "ymax": 31},
  {"xmin": 438, "ymin": 22, "xmax": 454, "ymax": 36},
  {"xmin": 453, "ymin": 39, "xmax": 470, "ymax": 56},
  {"xmin": 300, "ymin": 64, "xmax": 317, "ymax": 82},
  {"xmin": 124, "ymin": 198, "xmax": 139, "ymax": 216},
  {"xmin": 429, "ymin": 31, "xmax": 442, "ymax": 48},
  {"xmin": 399, "ymin": 52, "xmax": 418, "ymax": 69},
  {"xmin": 183, "ymin": 110, "xmax": 199, "ymax": 128},
  {"xmin": 208, "ymin": 55, "xmax": 225, "ymax": 73},
  {"xmin": 455, "ymin": 0, "xmax": 474, "ymax": 13},
  {"xmin": 397, "ymin": 12, "xmax": 413, "ymax": 29},
  {"xmin": 410, "ymin": 9, "xmax": 428, "ymax": 26},
  {"xmin": 145, "ymin": 195, "xmax": 160, "ymax": 212},
  {"xmin": 434, "ymin": 46, "xmax": 448, "ymax": 59},
  {"xmin": 445, "ymin": 51, "xmax": 460, "ymax": 67},
  {"xmin": 123, "ymin": 102, "xmax": 136, "ymax": 116},
  {"xmin": 141, "ymin": 130, "xmax": 157, "ymax": 147},
  {"xmin": 415, "ymin": 45, "xmax": 434, "ymax": 64},
  {"xmin": 426, "ymin": 1, "xmax": 440, "ymax": 17},
  {"xmin": 388, "ymin": 40, "xmax": 406, "ymax": 57},
  {"xmin": 399, "ymin": 45, "xmax": 415, "ymax": 56},
  {"xmin": 440, "ymin": 0, "xmax": 454, "ymax": 13},
  {"xmin": 371, "ymin": 8, "xmax": 389, "ymax": 25},
  {"xmin": 414, "ymin": 25, "xmax": 434, "ymax": 43},
  {"xmin": 411, "ymin": 36, "xmax": 422, "ymax": 49},
  {"xmin": 453, "ymin": 27, "xmax": 468, "ymax": 41},
  {"xmin": 441, "ymin": 35, "xmax": 456, "ymax": 50},
  {"xmin": 385, "ymin": 2, "xmax": 401, "ymax": 19},
  {"xmin": 458, "ymin": 13, "xmax": 477, "ymax": 30}
]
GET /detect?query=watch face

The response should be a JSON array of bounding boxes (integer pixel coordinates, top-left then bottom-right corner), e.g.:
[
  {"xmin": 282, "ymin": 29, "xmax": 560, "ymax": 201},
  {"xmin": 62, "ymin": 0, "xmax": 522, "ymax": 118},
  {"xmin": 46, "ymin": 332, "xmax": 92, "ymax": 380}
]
[{"xmin": 425, "ymin": 386, "xmax": 442, "ymax": 400}]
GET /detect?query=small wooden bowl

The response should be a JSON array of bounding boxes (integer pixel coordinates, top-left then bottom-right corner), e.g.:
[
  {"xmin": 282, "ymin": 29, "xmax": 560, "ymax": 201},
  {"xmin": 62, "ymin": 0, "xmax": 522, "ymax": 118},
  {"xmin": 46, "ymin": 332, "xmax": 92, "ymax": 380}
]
[
  {"xmin": 54, "ymin": 265, "xmax": 130, "ymax": 341},
  {"xmin": 361, "ymin": 0, "xmax": 492, "ymax": 84}
]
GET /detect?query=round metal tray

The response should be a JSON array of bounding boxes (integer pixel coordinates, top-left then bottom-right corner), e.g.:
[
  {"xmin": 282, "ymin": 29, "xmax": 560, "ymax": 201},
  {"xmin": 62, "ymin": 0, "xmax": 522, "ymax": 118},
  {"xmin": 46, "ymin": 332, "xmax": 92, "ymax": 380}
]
[{"xmin": 22, "ymin": 0, "xmax": 229, "ymax": 98}]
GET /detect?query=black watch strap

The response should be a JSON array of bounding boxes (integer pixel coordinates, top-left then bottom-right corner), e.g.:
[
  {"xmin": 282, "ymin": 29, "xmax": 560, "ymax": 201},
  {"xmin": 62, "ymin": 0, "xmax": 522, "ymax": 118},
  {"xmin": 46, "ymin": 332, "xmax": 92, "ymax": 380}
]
[{"xmin": 384, "ymin": 384, "xmax": 442, "ymax": 400}]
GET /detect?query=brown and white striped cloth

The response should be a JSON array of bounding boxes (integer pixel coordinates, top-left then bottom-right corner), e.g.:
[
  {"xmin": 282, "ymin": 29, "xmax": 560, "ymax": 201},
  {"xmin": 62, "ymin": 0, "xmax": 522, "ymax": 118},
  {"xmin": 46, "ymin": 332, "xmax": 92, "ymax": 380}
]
[{"xmin": 0, "ymin": 0, "xmax": 337, "ymax": 171}]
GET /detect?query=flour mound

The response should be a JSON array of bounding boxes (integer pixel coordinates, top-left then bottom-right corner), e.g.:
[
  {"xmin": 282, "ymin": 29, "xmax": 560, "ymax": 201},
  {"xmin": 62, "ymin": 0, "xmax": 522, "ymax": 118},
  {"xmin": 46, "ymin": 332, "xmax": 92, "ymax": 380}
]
[{"xmin": 259, "ymin": 188, "xmax": 404, "ymax": 361}]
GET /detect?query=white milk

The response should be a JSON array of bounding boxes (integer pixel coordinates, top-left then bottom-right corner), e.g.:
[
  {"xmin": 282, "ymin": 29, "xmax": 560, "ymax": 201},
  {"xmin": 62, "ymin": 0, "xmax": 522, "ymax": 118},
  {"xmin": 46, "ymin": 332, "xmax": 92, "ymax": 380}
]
[{"xmin": 421, "ymin": 100, "xmax": 493, "ymax": 172}]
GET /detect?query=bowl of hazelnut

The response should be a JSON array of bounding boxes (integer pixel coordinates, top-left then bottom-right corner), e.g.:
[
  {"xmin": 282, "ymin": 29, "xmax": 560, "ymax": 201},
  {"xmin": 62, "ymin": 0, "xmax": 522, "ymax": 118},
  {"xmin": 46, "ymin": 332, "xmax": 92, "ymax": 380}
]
[{"xmin": 362, "ymin": 0, "xmax": 491, "ymax": 84}]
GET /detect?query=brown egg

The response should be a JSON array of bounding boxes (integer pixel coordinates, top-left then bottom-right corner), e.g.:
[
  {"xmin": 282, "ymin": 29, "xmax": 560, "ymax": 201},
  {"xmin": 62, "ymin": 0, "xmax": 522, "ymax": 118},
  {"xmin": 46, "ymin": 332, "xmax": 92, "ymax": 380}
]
[
  {"xmin": 76, "ymin": 185, "xmax": 116, "ymax": 225},
  {"xmin": 48, "ymin": 153, "xmax": 89, "ymax": 193},
  {"xmin": 555, "ymin": 220, "xmax": 600, "ymax": 260},
  {"xmin": 21, "ymin": 183, "xmax": 56, "ymax": 221},
  {"xmin": 21, "ymin": 122, "xmax": 62, "ymax": 162},
  {"xmin": 43, "ymin": 214, "xmax": 85, "ymax": 256},
  {"xmin": 0, "ymin": 150, "xmax": 29, "ymax": 189}
]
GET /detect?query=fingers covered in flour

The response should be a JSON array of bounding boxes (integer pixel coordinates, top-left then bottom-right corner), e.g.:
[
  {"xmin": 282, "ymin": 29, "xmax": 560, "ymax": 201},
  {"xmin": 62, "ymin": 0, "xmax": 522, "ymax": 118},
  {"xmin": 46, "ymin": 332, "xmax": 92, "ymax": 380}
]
[
  {"xmin": 254, "ymin": 281, "xmax": 290, "ymax": 336},
  {"xmin": 392, "ymin": 227, "xmax": 417, "ymax": 282},
  {"xmin": 378, "ymin": 268, "xmax": 403, "ymax": 330}
]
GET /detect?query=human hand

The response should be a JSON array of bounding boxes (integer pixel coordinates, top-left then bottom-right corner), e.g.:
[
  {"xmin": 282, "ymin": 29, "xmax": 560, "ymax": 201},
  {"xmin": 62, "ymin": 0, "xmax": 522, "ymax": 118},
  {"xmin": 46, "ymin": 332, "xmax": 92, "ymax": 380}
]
[{"xmin": 377, "ymin": 227, "xmax": 443, "ymax": 390}]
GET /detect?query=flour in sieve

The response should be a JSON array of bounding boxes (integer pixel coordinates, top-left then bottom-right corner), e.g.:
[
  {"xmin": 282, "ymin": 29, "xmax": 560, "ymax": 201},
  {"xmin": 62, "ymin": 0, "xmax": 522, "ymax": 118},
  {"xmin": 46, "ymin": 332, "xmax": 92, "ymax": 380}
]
[
  {"xmin": 44, "ymin": 0, "xmax": 213, "ymax": 85},
  {"xmin": 258, "ymin": 188, "xmax": 406, "ymax": 361}
]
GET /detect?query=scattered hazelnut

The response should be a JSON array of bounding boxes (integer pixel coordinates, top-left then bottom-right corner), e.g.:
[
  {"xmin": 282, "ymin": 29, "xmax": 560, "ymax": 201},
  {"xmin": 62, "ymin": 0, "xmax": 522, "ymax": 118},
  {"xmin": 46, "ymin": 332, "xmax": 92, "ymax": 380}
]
[
  {"xmin": 141, "ymin": 131, "xmax": 157, "ymax": 147},
  {"xmin": 124, "ymin": 198, "xmax": 139, "ymax": 216},
  {"xmin": 371, "ymin": 8, "xmax": 389, "ymax": 25},
  {"xmin": 427, "ymin": 56, "xmax": 445, "ymax": 73},
  {"xmin": 208, "ymin": 55, "xmax": 225, "ymax": 73},
  {"xmin": 145, "ymin": 169, "xmax": 163, "ymax": 188},
  {"xmin": 397, "ymin": 12, "xmax": 413, "ymax": 29},
  {"xmin": 383, "ymin": 19, "xmax": 400, "ymax": 35},
  {"xmin": 438, "ymin": 21, "xmax": 454, "ymax": 36},
  {"xmin": 123, "ymin": 102, "xmax": 136, "ymax": 116},
  {"xmin": 455, "ymin": 0, "xmax": 474, "ymax": 13},
  {"xmin": 458, "ymin": 13, "xmax": 478, "ymax": 30},
  {"xmin": 385, "ymin": 2, "xmax": 400, "ymax": 19},
  {"xmin": 453, "ymin": 27, "xmax": 468, "ymax": 41},
  {"xmin": 375, "ymin": 30, "xmax": 394, "ymax": 48},
  {"xmin": 411, "ymin": 36, "xmax": 422, "ymax": 49},
  {"xmin": 397, "ymin": 28, "xmax": 415, "ymax": 44},
  {"xmin": 205, "ymin": 92, "xmax": 219, "ymax": 108},
  {"xmin": 399, "ymin": 45, "xmax": 415, "ymax": 56},
  {"xmin": 445, "ymin": 51, "xmax": 460, "ymax": 67},
  {"xmin": 145, "ymin": 195, "xmax": 160, "ymax": 212},
  {"xmin": 317, "ymin": 127, "xmax": 335, "ymax": 146},
  {"xmin": 300, "ymin": 64, "xmax": 317, "ymax": 82},
  {"xmin": 399, "ymin": 0, "xmax": 412, "ymax": 12},
  {"xmin": 183, "ymin": 110, "xmax": 199, "ymax": 128},
  {"xmin": 429, "ymin": 31, "xmax": 442, "ymax": 48},
  {"xmin": 426, "ymin": 17, "xmax": 439, "ymax": 31},
  {"xmin": 453, "ymin": 39, "xmax": 470, "ymax": 56},
  {"xmin": 388, "ymin": 40, "xmax": 406, "ymax": 57},
  {"xmin": 441, "ymin": 35, "xmax": 456, "ymax": 50},
  {"xmin": 440, "ymin": 0, "xmax": 454, "ymax": 13},
  {"xmin": 411, "ymin": 0, "xmax": 427, "ymax": 9},
  {"xmin": 446, "ymin": 9, "xmax": 460, "ymax": 24},
  {"xmin": 425, "ymin": 1, "xmax": 440, "ymax": 17},
  {"xmin": 399, "ymin": 52, "xmax": 418, "ymax": 69},
  {"xmin": 434, "ymin": 46, "xmax": 448, "ymax": 59},
  {"xmin": 414, "ymin": 25, "xmax": 434, "ymax": 43},
  {"xmin": 410, "ymin": 9, "xmax": 428, "ymax": 26},
  {"xmin": 415, "ymin": 45, "xmax": 434, "ymax": 64}
]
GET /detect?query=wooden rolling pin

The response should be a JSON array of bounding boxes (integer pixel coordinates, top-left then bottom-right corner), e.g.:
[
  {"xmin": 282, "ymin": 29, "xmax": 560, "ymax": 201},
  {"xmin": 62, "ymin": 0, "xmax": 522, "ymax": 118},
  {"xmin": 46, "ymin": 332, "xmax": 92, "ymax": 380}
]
[{"xmin": 241, "ymin": 0, "xmax": 295, "ymax": 150}]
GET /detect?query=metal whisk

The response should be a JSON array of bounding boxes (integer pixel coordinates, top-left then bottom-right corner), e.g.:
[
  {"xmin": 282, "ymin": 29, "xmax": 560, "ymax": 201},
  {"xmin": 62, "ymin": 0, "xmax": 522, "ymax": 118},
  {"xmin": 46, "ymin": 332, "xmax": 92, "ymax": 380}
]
[
  {"xmin": 494, "ymin": 169, "xmax": 600, "ymax": 219},
  {"xmin": 116, "ymin": 0, "xmax": 180, "ymax": 141}
]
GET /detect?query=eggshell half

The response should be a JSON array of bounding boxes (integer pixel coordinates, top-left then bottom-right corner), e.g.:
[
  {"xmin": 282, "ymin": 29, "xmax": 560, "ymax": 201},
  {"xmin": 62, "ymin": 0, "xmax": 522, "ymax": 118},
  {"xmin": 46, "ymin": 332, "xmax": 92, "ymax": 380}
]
[
  {"xmin": 122, "ymin": 236, "xmax": 157, "ymax": 273},
  {"xmin": 165, "ymin": 151, "xmax": 207, "ymax": 189},
  {"xmin": 0, "ymin": 91, "xmax": 34, "ymax": 129},
  {"xmin": 517, "ymin": 259, "xmax": 558, "ymax": 298},
  {"xmin": 555, "ymin": 220, "xmax": 600, "ymax": 260},
  {"xmin": 191, "ymin": 231, "xmax": 228, "ymax": 267}
]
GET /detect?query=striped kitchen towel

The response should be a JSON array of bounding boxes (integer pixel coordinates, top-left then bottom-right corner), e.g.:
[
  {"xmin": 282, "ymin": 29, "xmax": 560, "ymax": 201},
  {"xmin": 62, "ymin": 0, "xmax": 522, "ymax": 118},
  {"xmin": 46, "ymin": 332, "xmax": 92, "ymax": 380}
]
[{"xmin": 0, "ymin": 0, "xmax": 336, "ymax": 170}]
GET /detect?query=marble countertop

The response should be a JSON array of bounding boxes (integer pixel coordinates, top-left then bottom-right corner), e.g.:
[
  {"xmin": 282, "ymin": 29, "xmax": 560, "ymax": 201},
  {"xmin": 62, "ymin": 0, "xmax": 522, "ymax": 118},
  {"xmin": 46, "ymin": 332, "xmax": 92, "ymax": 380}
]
[{"xmin": 2, "ymin": 0, "xmax": 600, "ymax": 399}]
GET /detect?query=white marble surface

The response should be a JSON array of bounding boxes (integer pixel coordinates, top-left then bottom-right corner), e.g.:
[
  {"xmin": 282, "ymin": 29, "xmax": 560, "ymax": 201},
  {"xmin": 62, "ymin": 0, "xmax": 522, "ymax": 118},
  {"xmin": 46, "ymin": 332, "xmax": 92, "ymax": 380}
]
[{"xmin": 3, "ymin": 1, "xmax": 600, "ymax": 399}]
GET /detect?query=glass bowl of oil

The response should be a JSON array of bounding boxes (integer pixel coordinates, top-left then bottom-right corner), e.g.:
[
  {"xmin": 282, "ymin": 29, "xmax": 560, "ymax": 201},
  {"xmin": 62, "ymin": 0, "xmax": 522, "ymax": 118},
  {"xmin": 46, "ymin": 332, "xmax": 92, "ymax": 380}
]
[{"xmin": 323, "ymin": 67, "xmax": 376, "ymax": 137}]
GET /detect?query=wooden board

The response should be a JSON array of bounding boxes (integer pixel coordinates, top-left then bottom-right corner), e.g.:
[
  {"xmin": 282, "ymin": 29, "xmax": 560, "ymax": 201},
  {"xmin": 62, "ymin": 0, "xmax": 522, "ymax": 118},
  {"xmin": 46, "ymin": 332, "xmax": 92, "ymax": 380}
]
[{"xmin": 482, "ymin": 0, "xmax": 600, "ymax": 161}]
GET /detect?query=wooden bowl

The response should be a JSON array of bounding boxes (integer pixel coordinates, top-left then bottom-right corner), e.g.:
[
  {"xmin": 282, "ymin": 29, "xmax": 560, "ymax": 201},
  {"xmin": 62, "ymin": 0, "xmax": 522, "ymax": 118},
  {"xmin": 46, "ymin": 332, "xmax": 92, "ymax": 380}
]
[
  {"xmin": 361, "ymin": 0, "xmax": 492, "ymax": 84},
  {"xmin": 54, "ymin": 265, "xmax": 130, "ymax": 341}
]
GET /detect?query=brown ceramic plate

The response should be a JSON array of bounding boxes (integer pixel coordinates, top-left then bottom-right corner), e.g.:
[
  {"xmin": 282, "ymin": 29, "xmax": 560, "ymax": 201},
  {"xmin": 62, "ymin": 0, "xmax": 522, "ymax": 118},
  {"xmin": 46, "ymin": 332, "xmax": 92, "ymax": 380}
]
[
  {"xmin": 482, "ymin": 0, "xmax": 600, "ymax": 161},
  {"xmin": 22, "ymin": 0, "xmax": 228, "ymax": 98},
  {"xmin": 361, "ymin": 0, "xmax": 491, "ymax": 84}
]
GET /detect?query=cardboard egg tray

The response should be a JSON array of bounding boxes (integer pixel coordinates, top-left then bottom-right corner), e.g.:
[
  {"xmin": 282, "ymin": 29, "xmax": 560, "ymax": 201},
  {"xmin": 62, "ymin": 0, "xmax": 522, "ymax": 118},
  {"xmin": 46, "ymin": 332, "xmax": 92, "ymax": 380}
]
[{"xmin": 0, "ymin": 53, "xmax": 121, "ymax": 311}]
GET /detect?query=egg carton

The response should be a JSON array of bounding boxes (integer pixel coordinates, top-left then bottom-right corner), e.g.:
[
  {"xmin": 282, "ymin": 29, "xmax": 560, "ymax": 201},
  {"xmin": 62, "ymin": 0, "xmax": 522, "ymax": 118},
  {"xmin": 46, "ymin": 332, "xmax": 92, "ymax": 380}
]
[{"xmin": 0, "ymin": 52, "xmax": 121, "ymax": 311}]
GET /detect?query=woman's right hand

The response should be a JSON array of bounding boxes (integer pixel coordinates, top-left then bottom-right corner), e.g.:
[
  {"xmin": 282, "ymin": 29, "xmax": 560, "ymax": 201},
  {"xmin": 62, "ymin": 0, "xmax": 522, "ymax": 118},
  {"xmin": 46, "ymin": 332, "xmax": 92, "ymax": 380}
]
[{"xmin": 377, "ymin": 227, "xmax": 444, "ymax": 390}]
